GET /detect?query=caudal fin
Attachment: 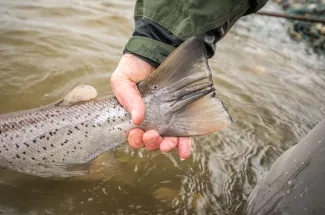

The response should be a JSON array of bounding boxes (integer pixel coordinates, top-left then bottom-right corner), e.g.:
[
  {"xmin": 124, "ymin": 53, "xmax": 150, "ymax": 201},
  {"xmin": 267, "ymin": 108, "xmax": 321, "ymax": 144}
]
[{"xmin": 139, "ymin": 37, "xmax": 232, "ymax": 137}]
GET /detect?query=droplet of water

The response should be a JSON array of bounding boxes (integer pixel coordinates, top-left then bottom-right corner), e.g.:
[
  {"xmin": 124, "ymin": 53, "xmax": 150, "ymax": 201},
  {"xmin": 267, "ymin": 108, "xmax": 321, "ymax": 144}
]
[{"xmin": 288, "ymin": 180, "xmax": 292, "ymax": 185}]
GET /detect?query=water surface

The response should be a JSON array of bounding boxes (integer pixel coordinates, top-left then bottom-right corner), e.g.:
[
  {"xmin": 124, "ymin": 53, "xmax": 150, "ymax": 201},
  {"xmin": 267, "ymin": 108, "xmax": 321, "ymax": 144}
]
[{"xmin": 0, "ymin": 1, "xmax": 324, "ymax": 214}]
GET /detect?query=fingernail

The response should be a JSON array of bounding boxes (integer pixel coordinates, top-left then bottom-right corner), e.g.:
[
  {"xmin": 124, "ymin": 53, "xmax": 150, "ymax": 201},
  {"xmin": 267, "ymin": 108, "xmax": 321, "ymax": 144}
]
[
  {"xmin": 131, "ymin": 109, "xmax": 137, "ymax": 119},
  {"xmin": 180, "ymin": 157, "xmax": 185, "ymax": 161}
]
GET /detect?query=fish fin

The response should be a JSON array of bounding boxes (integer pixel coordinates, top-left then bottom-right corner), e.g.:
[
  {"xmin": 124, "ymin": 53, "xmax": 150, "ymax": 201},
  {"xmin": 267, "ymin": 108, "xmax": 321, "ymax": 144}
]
[
  {"xmin": 140, "ymin": 37, "xmax": 232, "ymax": 136},
  {"xmin": 162, "ymin": 92, "xmax": 232, "ymax": 136},
  {"xmin": 56, "ymin": 85, "xmax": 98, "ymax": 106}
]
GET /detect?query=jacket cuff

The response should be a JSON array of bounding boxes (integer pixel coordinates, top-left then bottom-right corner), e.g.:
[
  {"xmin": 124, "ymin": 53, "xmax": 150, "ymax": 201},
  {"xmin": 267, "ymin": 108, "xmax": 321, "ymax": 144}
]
[{"xmin": 124, "ymin": 36, "xmax": 176, "ymax": 67}]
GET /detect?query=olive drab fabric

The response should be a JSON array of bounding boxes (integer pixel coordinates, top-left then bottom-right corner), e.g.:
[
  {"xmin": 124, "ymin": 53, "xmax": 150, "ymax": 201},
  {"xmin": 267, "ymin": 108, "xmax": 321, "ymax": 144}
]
[{"xmin": 124, "ymin": 0, "xmax": 268, "ymax": 67}]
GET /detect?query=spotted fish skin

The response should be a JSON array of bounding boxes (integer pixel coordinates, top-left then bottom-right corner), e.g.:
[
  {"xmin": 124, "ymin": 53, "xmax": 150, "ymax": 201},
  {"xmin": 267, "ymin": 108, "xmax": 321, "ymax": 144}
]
[
  {"xmin": 0, "ymin": 97, "xmax": 133, "ymax": 177},
  {"xmin": 0, "ymin": 38, "xmax": 232, "ymax": 177}
]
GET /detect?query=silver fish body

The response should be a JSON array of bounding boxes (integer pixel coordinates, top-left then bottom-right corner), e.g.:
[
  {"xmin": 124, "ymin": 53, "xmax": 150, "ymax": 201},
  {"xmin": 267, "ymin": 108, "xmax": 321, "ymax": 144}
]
[
  {"xmin": 0, "ymin": 97, "xmax": 133, "ymax": 177},
  {"xmin": 0, "ymin": 38, "xmax": 232, "ymax": 177}
]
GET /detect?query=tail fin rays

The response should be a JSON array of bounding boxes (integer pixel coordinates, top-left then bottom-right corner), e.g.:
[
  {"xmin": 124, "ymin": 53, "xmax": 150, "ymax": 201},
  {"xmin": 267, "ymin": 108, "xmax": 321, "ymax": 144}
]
[{"xmin": 141, "ymin": 37, "xmax": 232, "ymax": 137}]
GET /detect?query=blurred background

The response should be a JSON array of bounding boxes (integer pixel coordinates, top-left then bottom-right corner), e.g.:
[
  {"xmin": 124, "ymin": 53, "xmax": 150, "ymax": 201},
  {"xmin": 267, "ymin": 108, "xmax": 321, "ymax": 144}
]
[{"xmin": 0, "ymin": 0, "xmax": 324, "ymax": 214}]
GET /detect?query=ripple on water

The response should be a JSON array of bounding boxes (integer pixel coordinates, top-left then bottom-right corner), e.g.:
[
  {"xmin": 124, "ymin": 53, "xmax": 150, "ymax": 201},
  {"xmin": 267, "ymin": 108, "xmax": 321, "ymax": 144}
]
[{"xmin": 0, "ymin": 1, "xmax": 325, "ymax": 215}]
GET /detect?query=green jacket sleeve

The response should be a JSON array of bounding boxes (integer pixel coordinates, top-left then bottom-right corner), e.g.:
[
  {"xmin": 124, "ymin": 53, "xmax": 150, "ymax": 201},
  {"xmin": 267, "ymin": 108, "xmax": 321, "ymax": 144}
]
[{"xmin": 124, "ymin": 0, "xmax": 268, "ymax": 67}]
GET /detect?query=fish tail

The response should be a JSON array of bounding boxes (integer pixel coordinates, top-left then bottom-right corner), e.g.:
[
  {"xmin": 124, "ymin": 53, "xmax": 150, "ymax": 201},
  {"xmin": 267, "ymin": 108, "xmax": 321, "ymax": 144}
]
[{"xmin": 139, "ymin": 37, "xmax": 232, "ymax": 136}]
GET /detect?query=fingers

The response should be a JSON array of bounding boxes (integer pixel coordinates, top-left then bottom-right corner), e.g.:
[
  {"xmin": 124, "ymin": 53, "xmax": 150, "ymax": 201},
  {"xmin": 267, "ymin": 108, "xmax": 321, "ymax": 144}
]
[
  {"xmin": 128, "ymin": 129, "xmax": 192, "ymax": 159},
  {"xmin": 128, "ymin": 128, "xmax": 145, "ymax": 149},
  {"xmin": 111, "ymin": 77, "xmax": 145, "ymax": 125},
  {"xmin": 160, "ymin": 137, "xmax": 178, "ymax": 152},
  {"xmin": 111, "ymin": 54, "xmax": 155, "ymax": 125},
  {"xmin": 178, "ymin": 137, "xmax": 191, "ymax": 160},
  {"xmin": 143, "ymin": 130, "xmax": 163, "ymax": 151},
  {"xmin": 112, "ymin": 54, "xmax": 192, "ymax": 159}
]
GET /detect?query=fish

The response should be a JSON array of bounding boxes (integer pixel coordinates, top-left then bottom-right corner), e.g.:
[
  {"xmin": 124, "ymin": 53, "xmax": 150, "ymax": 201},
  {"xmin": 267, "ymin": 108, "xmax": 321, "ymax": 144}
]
[{"xmin": 0, "ymin": 37, "xmax": 232, "ymax": 177}]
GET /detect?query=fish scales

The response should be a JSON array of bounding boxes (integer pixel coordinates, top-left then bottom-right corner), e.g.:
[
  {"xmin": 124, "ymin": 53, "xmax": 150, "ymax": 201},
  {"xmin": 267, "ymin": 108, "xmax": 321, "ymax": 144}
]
[
  {"xmin": 0, "ymin": 97, "xmax": 132, "ymax": 176},
  {"xmin": 0, "ymin": 38, "xmax": 232, "ymax": 177}
]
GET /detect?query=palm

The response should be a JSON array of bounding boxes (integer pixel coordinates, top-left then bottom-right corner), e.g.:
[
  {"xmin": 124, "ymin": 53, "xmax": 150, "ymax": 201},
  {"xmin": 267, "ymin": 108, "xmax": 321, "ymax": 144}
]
[{"xmin": 111, "ymin": 54, "xmax": 191, "ymax": 159}]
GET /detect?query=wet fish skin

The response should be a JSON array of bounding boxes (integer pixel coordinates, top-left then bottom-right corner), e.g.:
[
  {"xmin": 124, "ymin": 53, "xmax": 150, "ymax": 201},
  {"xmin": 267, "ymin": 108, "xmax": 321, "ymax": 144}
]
[
  {"xmin": 0, "ymin": 37, "xmax": 232, "ymax": 177},
  {"xmin": 0, "ymin": 97, "xmax": 133, "ymax": 177}
]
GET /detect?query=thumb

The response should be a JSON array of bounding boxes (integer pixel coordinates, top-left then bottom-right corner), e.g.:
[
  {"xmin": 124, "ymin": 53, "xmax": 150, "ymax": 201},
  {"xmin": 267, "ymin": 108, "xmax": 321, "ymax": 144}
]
[
  {"xmin": 111, "ymin": 75, "xmax": 145, "ymax": 125},
  {"xmin": 111, "ymin": 54, "xmax": 155, "ymax": 125}
]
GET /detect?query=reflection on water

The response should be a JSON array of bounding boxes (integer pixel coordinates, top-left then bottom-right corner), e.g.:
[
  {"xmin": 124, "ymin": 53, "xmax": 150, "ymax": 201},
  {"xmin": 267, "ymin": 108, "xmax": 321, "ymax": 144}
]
[{"xmin": 0, "ymin": 1, "xmax": 324, "ymax": 214}]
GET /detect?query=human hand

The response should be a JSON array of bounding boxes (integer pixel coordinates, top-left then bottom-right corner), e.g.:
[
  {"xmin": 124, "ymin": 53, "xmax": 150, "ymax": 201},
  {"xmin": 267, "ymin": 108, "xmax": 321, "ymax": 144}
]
[{"xmin": 111, "ymin": 54, "xmax": 191, "ymax": 159}]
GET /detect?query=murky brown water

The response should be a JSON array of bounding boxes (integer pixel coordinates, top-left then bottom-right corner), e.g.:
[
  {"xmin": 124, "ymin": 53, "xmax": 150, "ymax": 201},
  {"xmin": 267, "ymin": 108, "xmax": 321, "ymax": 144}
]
[{"xmin": 0, "ymin": 1, "xmax": 324, "ymax": 214}]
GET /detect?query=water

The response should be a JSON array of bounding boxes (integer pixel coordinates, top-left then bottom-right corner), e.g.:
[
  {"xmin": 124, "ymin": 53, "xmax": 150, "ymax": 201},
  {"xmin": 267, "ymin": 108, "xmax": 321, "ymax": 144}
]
[{"xmin": 0, "ymin": 1, "xmax": 324, "ymax": 214}]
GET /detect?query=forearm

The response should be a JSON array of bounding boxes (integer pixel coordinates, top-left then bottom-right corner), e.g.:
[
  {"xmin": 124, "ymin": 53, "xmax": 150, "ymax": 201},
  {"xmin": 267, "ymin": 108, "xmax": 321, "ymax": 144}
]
[{"xmin": 124, "ymin": 0, "xmax": 269, "ymax": 67}]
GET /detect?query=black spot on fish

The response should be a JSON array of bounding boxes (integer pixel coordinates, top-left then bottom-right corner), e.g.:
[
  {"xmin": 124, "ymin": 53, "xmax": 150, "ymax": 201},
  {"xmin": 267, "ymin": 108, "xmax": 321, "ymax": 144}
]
[
  {"xmin": 78, "ymin": 142, "xmax": 81, "ymax": 144},
  {"xmin": 51, "ymin": 114, "xmax": 54, "ymax": 117},
  {"xmin": 33, "ymin": 139, "xmax": 36, "ymax": 143},
  {"xmin": 92, "ymin": 125, "xmax": 96, "ymax": 128},
  {"xmin": 12, "ymin": 125, "xmax": 15, "ymax": 129},
  {"xmin": 32, "ymin": 157, "xmax": 36, "ymax": 160},
  {"xmin": 74, "ymin": 146, "xmax": 77, "ymax": 150},
  {"xmin": 23, "ymin": 158, "xmax": 25, "ymax": 160},
  {"xmin": 88, "ymin": 113, "xmax": 91, "ymax": 116},
  {"xmin": 16, "ymin": 134, "xmax": 19, "ymax": 138},
  {"xmin": 23, "ymin": 151, "xmax": 26, "ymax": 155},
  {"xmin": 47, "ymin": 137, "xmax": 49, "ymax": 140},
  {"xmin": 46, "ymin": 114, "xmax": 49, "ymax": 117},
  {"xmin": 49, "ymin": 132, "xmax": 53, "ymax": 136},
  {"xmin": 24, "ymin": 143, "xmax": 29, "ymax": 147},
  {"xmin": 75, "ymin": 126, "xmax": 79, "ymax": 130},
  {"xmin": 50, "ymin": 144, "xmax": 54, "ymax": 147},
  {"xmin": 64, "ymin": 140, "xmax": 68, "ymax": 143},
  {"xmin": 85, "ymin": 124, "xmax": 88, "ymax": 128},
  {"xmin": 10, "ymin": 137, "xmax": 13, "ymax": 140},
  {"xmin": 15, "ymin": 144, "xmax": 19, "ymax": 149},
  {"xmin": 16, "ymin": 154, "xmax": 20, "ymax": 159},
  {"xmin": 61, "ymin": 143, "xmax": 64, "ymax": 146},
  {"xmin": 43, "ymin": 157, "xmax": 47, "ymax": 161},
  {"xmin": 113, "ymin": 119, "xmax": 115, "ymax": 122},
  {"xmin": 43, "ymin": 147, "xmax": 47, "ymax": 151},
  {"xmin": 80, "ymin": 147, "xmax": 82, "ymax": 149},
  {"xmin": 81, "ymin": 123, "xmax": 84, "ymax": 126},
  {"xmin": 85, "ymin": 135, "xmax": 88, "ymax": 137}
]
